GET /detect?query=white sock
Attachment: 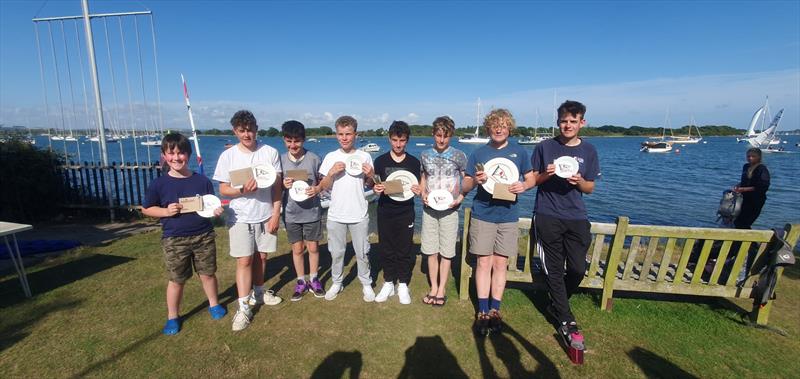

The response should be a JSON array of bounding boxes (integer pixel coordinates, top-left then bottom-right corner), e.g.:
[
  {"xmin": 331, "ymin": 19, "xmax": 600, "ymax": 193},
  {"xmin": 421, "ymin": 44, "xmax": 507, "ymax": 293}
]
[
  {"xmin": 238, "ymin": 296, "xmax": 250, "ymax": 309},
  {"xmin": 297, "ymin": 276, "xmax": 306, "ymax": 283},
  {"xmin": 309, "ymin": 273, "xmax": 317, "ymax": 281},
  {"xmin": 253, "ymin": 285, "xmax": 264, "ymax": 297}
]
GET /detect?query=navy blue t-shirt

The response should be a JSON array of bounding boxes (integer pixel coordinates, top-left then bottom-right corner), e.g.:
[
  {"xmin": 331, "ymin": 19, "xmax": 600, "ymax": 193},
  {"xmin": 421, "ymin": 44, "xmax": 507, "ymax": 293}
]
[
  {"xmin": 531, "ymin": 138, "xmax": 600, "ymax": 220},
  {"xmin": 143, "ymin": 172, "xmax": 215, "ymax": 238},
  {"xmin": 465, "ymin": 143, "xmax": 532, "ymax": 223}
]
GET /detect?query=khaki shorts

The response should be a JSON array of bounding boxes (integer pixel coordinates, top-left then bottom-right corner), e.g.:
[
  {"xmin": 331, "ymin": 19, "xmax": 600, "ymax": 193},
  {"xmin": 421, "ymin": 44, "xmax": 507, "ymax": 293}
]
[
  {"xmin": 468, "ymin": 218, "xmax": 519, "ymax": 258},
  {"xmin": 161, "ymin": 230, "xmax": 217, "ymax": 284},
  {"xmin": 420, "ymin": 207, "xmax": 459, "ymax": 259},
  {"xmin": 228, "ymin": 221, "xmax": 277, "ymax": 257}
]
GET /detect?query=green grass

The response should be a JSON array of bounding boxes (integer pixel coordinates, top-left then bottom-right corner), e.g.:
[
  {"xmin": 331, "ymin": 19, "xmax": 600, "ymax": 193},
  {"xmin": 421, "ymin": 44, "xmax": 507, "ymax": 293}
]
[{"xmin": 1, "ymin": 227, "xmax": 799, "ymax": 378}]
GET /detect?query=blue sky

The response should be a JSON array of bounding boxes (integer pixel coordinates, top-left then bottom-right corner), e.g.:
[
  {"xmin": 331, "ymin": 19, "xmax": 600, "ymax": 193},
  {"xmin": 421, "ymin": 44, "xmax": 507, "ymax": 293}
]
[{"xmin": 1, "ymin": 0, "xmax": 799, "ymax": 131}]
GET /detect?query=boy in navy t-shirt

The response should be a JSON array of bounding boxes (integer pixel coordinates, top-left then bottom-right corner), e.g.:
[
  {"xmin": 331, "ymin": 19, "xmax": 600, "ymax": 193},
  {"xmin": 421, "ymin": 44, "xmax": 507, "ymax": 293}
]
[
  {"xmin": 463, "ymin": 109, "xmax": 536, "ymax": 336},
  {"xmin": 531, "ymin": 100, "xmax": 599, "ymax": 352},
  {"xmin": 143, "ymin": 133, "xmax": 226, "ymax": 335}
]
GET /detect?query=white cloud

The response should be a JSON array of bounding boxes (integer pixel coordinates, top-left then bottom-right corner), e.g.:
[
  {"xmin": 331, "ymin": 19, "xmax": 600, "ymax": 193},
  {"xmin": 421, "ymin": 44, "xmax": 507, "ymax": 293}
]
[{"xmin": 5, "ymin": 69, "xmax": 798, "ymax": 131}]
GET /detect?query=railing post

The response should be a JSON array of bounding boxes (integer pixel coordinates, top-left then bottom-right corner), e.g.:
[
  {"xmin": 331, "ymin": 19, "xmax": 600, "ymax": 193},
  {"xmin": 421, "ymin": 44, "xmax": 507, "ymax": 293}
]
[
  {"xmin": 601, "ymin": 216, "xmax": 629, "ymax": 311},
  {"xmin": 459, "ymin": 208, "xmax": 472, "ymax": 300}
]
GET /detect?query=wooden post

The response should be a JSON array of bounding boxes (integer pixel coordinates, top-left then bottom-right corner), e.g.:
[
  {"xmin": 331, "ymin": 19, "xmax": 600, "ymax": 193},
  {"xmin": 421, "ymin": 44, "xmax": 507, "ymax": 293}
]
[
  {"xmin": 751, "ymin": 224, "xmax": 799, "ymax": 325},
  {"xmin": 601, "ymin": 216, "xmax": 629, "ymax": 311},
  {"xmin": 458, "ymin": 208, "xmax": 472, "ymax": 301}
]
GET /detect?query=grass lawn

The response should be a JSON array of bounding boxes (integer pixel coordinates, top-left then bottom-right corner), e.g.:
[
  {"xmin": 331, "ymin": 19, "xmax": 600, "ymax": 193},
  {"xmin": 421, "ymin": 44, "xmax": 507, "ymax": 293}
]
[{"xmin": 1, "ymin": 227, "xmax": 798, "ymax": 378}]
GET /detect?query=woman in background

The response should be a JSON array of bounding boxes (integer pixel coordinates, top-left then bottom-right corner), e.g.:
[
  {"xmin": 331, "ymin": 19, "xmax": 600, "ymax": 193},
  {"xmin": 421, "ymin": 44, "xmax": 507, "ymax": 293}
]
[{"xmin": 733, "ymin": 148, "xmax": 770, "ymax": 229}]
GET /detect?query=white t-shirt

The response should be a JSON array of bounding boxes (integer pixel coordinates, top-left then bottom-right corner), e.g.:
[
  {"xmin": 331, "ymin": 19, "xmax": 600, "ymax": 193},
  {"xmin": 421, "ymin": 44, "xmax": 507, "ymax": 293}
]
[
  {"xmin": 213, "ymin": 143, "xmax": 282, "ymax": 224},
  {"xmin": 319, "ymin": 149, "xmax": 372, "ymax": 223}
]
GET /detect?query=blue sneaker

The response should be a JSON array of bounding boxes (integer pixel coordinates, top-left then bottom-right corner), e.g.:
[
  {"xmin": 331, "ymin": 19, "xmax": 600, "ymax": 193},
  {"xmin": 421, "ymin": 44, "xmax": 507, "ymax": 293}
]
[
  {"xmin": 162, "ymin": 318, "xmax": 181, "ymax": 335},
  {"xmin": 208, "ymin": 304, "xmax": 227, "ymax": 320}
]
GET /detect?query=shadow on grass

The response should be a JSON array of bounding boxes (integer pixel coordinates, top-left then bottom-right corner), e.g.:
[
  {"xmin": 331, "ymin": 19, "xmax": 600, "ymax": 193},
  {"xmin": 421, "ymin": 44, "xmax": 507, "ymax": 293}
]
[
  {"xmin": 397, "ymin": 336, "xmax": 468, "ymax": 378},
  {"xmin": 310, "ymin": 350, "xmax": 362, "ymax": 379},
  {"xmin": 780, "ymin": 260, "xmax": 800, "ymax": 280},
  {"xmin": 0, "ymin": 253, "xmax": 135, "ymax": 308},
  {"xmin": 70, "ymin": 294, "xmax": 223, "ymax": 378},
  {"xmin": 628, "ymin": 347, "xmax": 698, "ymax": 378},
  {"xmin": 474, "ymin": 323, "xmax": 561, "ymax": 378},
  {"xmin": 0, "ymin": 296, "xmax": 83, "ymax": 353}
]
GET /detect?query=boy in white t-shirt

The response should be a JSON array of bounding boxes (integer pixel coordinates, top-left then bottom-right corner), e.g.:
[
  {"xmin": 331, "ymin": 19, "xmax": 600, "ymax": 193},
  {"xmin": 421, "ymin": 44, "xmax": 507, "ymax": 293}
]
[
  {"xmin": 318, "ymin": 116, "xmax": 376, "ymax": 301},
  {"xmin": 213, "ymin": 110, "xmax": 283, "ymax": 331}
]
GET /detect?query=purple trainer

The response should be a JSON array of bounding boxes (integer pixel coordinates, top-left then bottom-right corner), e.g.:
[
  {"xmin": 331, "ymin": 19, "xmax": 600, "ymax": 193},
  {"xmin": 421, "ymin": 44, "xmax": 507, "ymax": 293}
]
[
  {"xmin": 309, "ymin": 278, "xmax": 325, "ymax": 298},
  {"xmin": 291, "ymin": 279, "xmax": 308, "ymax": 302}
]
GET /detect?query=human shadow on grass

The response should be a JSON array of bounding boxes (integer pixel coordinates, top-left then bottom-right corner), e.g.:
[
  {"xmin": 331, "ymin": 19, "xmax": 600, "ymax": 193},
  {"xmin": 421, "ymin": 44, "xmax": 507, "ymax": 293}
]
[
  {"xmin": 473, "ymin": 323, "xmax": 561, "ymax": 378},
  {"xmin": 70, "ymin": 293, "xmax": 225, "ymax": 378},
  {"xmin": 0, "ymin": 253, "xmax": 134, "ymax": 309},
  {"xmin": 627, "ymin": 347, "xmax": 698, "ymax": 379},
  {"xmin": 397, "ymin": 335, "xmax": 468, "ymax": 378},
  {"xmin": 310, "ymin": 350, "xmax": 362, "ymax": 379},
  {"xmin": 0, "ymin": 296, "xmax": 82, "ymax": 353}
]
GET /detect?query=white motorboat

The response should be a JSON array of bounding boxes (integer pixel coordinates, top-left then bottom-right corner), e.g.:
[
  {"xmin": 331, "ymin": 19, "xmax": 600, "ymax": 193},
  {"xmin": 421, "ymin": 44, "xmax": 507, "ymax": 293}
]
[{"xmin": 359, "ymin": 143, "xmax": 380, "ymax": 152}]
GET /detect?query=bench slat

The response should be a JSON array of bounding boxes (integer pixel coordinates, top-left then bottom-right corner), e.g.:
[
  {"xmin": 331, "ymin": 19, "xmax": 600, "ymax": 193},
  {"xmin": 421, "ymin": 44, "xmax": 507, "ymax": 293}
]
[
  {"xmin": 691, "ymin": 240, "xmax": 715, "ymax": 285},
  {"xmin": 725, "ymin": 241, "xmax": 752, "ymax": 287},
  {"xmin": 639, "ymin": 237, "xmax": 660, "ymax": 282},
  {"xmin": 623, "ymin": 236, "xmax": 641, "ymax": 280},
  {"xmin": 709, "ymin": 240, "xmax": 733, "ymax": 284},
  {"xmin": 674, "ymin": 238, "xmax": 695, "ymax": 284},
  {"xmin": 626, "ymin": 225, "xmax": 772, "ymax": 242},
  {"xmin": 656, "ymin": 237, "xmax": 677, "ymax": 282},
  {"xmin": 588, "ymin": 234, "xmax": 605, "ymax": 278}
]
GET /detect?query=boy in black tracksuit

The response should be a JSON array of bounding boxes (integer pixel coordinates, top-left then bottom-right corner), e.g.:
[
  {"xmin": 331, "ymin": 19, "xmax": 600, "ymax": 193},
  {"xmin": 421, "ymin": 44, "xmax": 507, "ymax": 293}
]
[
  {"xmin": 531, "ymin": 100, "xmax": 599, "ymax": 350},
  {"xmin": 373, "ymin": 121, "xmax": 421, "ymax": 304}
]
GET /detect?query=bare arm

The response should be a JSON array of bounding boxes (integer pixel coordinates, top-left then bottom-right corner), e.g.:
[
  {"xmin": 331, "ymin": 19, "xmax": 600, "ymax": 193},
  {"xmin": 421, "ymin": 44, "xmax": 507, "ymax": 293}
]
[{"xmin": 142, "ymin": 203, "xmax": 182, "ymax": 218}]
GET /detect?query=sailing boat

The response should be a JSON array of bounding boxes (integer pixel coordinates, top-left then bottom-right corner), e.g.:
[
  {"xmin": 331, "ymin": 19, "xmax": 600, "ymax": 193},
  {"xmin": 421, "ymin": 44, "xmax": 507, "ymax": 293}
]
[
  {"xmin": 748, "ymin": 109, "xmax": 784, "ymax": 149},
  {"xmin": 740, "ymin": 97, "xmax": 782, "ymax": 146},
  {"xmin": 518, "ymin": 108, "xmax": 549, "ymax": 145},
  {"xmin": 459, "ymin": 98, "xmax": 490, "ymax": 144},
  {"xmin": 641, "ymin": 110, "xmax": 673, "ymax": 153},
  {"xmin": 668, "ymin": 116, "xmax": 703, "ymax": 144}
]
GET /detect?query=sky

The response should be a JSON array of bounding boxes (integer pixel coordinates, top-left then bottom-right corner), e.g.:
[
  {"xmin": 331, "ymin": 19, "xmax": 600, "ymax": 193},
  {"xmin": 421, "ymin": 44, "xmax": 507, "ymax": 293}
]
[{"xmin": 1, "ymin": 0, "xmax": 799, "ymax": 132}]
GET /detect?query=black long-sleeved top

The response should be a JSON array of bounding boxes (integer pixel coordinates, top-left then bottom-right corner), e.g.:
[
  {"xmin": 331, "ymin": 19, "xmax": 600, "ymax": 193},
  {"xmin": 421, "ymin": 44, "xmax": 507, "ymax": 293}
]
[{"xmin": 739, "ymin": 163, "xmax": 770, "ymax": 201}]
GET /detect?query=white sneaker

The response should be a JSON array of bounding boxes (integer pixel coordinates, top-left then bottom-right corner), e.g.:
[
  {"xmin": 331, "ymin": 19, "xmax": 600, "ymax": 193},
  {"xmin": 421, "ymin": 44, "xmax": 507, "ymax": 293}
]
[
  {"xmin": 248, "ymin": 289, "xmax": 283, "ymax": 306},
  {"xmin": 374, "ymin": 282, "xmax": 395, "ymax": 303},
  {"xmin": 231, "ymin": 307, "xmax": 253, "ymax": 331},
  {"xmin": 325, "ymin": 283, "xmax": 343, "ymax": 301},
  {"xmin": 397, "ymin": 283, "xmax": 411, "ymax": 305},
  {"xmin": 362, "ymin": 285, "xmax": 376, "ymax": 302}
]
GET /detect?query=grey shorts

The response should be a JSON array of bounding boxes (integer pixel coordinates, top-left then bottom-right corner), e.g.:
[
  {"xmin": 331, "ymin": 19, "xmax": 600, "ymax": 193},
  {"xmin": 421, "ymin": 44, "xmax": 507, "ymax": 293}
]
[
  {"xmin": 420, "ymin": 207, "xmax": 459, "ymax": 259},
  {"xmin": 468, "ymin": 218, "xmax": 519, "ymax": 258},
  {"xmin": 228, "ymin": 221, "xmax": 277, "ymax": 257},
  {"xmin": 161, "ymin": 230, "xmax": 217, "ymax": 284},
  {"xmin": 285, "ymin": 220, "xmax": 323, "ymax": 244}
]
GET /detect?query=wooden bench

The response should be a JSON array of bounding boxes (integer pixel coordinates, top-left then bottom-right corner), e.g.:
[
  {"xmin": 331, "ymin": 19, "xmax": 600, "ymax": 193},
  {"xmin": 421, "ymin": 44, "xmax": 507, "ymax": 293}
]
[{"xmin": 457, "ymin": 208, "xmax": 799, "ymax": 325}]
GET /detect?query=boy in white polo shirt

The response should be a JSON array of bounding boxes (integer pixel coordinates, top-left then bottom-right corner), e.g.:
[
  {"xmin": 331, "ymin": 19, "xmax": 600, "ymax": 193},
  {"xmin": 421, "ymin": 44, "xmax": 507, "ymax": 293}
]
[
  {"xmin": 318, "ymin": 115, "xmax": 376, "ymax": 301},
  {"xmin": 213, "ymin": 110, "xmax": 283, "ymax": 331}
]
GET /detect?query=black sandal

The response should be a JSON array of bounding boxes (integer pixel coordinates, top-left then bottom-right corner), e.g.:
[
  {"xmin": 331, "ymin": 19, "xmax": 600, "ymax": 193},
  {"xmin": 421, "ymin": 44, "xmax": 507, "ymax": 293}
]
[
  {"xmin": 432, "ymin": 296, "xmax": 448, "ymax": 307},
  {"xmin": 422, "ymin": 294, "xmax": 436, "ymax": 305}
]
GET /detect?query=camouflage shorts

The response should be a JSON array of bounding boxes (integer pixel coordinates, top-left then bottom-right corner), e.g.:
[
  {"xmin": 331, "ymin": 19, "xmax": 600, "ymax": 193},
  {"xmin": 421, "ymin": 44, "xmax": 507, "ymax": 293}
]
[{"xmin": 161, "ymin": 230, "xmax": 217, "ymax": 284}]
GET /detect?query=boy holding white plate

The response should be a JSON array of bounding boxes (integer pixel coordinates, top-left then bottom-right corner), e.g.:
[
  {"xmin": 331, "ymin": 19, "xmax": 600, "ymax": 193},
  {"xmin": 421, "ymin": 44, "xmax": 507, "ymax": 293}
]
[
  {"xmin": 463, "ymin": 109, "xmax": 536, "ymax": 336},
  {"xmin": 419, "ymin": 116, "xmax": 467, "ymax": 307},
  {"xmin": 279, "ymin": 120, "xmax": 325, "ymax": 301},
  {"xmin": 318, "ymin": 116, "xmax": 376, "ymax": 301},
  {"xmin": 213, "ymin": 110, "xmax": 283, "ymax": 332},
  {"xmin": 531, "ymin": 100, "xmax": 599, "ymax": 352},
  {"xmin": 143, "ymin": 133, "xmax": 226, "ymax": 335},
  {"xmin": 372, "ymin": 121, "xmax": 421, "ymax": 304}
]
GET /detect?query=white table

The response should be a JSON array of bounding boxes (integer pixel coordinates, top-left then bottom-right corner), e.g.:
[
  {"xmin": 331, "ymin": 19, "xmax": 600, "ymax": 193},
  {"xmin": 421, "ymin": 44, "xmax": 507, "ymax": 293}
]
[{"xmin": 0, "ymin": 222, "xmax": 33, "ymax": 298}]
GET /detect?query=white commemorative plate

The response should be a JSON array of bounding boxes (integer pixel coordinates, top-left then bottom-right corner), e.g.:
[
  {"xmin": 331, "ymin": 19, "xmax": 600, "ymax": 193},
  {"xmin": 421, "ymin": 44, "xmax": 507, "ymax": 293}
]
[
  {"xmin": 481, "ymin": 157, "xmax": 519, "ymax": 194},
  {"xmin": 252, "ymin": 164, "xmax": 277, "ymax": 188},
  {"xmin": 196, "ymin": 194, "xmax": 221, "ymax": 218},
  {"xmin": 554, "ymin": 156, "xmax": 580, "ymax": 178},
  {"xmin": 427, "ymin": 189, "xmax": 454, "ymax": 211},
  {"xmin": 289, "ymin": 180, "xmax": 310, "ymax": 202},
  {"xmin": 385, "ymin": 170, "xmax": 419, "ymax": 201},
  {"xmin": 345, "ymin": 155, "xmax": 363, "ymax": 176}
]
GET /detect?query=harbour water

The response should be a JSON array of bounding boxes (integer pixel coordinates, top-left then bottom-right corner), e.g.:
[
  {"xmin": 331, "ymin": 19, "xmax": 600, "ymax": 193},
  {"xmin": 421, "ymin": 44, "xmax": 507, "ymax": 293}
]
[{"xmin": 35, "ymin": 134, "xmax": 800, "ymax": 230}]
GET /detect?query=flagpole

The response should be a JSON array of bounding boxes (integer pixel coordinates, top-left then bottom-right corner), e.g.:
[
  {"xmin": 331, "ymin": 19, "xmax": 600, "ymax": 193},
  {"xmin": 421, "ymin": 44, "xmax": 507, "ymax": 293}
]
[{"xmin": 181, "ymin": 74, "xmax": 204, "ymax": 175}]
